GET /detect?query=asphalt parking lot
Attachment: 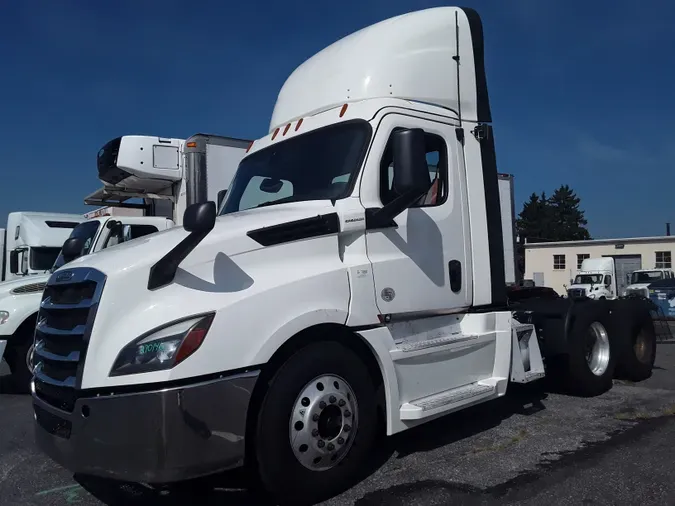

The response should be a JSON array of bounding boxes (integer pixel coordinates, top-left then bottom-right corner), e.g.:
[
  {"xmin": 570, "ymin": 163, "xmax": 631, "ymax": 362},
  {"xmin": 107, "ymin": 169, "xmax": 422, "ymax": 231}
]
[{"xmin": 2, "ymin": 346, "xmax": 675, "ymax": 506}]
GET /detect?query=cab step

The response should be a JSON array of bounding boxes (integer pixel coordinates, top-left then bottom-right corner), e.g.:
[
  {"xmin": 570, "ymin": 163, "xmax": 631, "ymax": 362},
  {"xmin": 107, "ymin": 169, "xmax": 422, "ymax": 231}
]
[
  {"xmin": 399, "ymin": 379, "xmax": 499, "ymax": 420},
  {"xmin": 390, "ymin": 332, "xmax": 490, "ymax": 361}
]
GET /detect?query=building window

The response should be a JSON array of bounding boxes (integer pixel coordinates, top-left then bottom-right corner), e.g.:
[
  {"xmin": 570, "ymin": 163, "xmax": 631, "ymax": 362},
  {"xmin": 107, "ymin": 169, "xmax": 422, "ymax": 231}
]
[
  {"xmin": 577, "ymin": 253, "xmax": 590, "ymax": 270},
  {"xmin": 553, "ymin": 254, "xmax": 565, "ymax": 270},
  {"xmin": 656, "ymin": 251, "xmax": 672, "ymax": 269}
]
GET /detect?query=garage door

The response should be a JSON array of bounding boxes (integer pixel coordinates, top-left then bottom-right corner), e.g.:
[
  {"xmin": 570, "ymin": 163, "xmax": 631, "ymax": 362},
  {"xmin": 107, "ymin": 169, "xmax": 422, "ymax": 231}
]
[{"xmin": 606, "ymin": 255, "xmax": 642, "ymax": 295}]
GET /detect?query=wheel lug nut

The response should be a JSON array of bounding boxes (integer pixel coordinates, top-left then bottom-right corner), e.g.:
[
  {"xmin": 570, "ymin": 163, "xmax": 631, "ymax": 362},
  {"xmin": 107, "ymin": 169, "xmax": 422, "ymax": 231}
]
[
  {"xmin": 338, "ymin": 399, "xmax": 346, "ymax": 407},
  {"xmin": 327, "ymin": 443, "xmax": 335, "ymax": 451},
  {"xmin": 344, "ymin": 424, "xmax": 351, "ymax": 432},
  {"xmin": 312, "ymin": 429, "xmax": 319, "ymax": 437},
  {"xmin": 312, "ymin": 414, "xmax": 320, "ymax": 422},
  {"xmin": 319, "ymin": 401, "xmax": 326, "ymax": 409},
  {"xmin": 344, "ymin": 410, "xmax": 351, "ymax": 417},
  {"xmin": 338, "ymin": 437, "xmax": 345, "ymax": 444},
  {"xmin": 317, "ymin": 440, "xmax": 325, "ymax": 448},
  {"xmin": 329, "ymin": 395, "xmax": 336, "ymax": 403}
]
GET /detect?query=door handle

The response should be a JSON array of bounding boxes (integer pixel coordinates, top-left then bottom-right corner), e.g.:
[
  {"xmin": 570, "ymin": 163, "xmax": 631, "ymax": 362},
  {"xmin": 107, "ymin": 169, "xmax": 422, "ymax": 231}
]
[{"xmin": 449, "ymin": 260, "xmax": 462, "ymax": 293}]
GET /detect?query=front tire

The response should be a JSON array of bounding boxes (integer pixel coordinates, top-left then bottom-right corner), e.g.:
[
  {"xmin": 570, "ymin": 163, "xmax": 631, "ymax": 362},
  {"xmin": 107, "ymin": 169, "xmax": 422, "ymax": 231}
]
[
  {"xmin": 6, "ymin": 337, "xmax": 34, "ymax": 394},
  {"xmin": 254, "ymin": 341, "xmax": 377, "ymax": 505}
]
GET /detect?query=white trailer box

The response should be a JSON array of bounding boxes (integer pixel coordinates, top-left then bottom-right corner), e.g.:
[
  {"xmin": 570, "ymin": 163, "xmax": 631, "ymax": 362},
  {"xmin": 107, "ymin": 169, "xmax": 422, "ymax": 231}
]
[{"xmin": 85, "ymin": 134, "xmax": 250, "ymax": 224}]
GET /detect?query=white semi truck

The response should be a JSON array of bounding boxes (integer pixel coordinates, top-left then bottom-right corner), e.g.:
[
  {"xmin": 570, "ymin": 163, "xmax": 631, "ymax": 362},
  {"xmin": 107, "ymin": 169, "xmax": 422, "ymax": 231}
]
[
  {"xmin": 1, "ymin": 212, "xmax": 84, "ymax": 282},
  {"xmin": 623, "ymin": 268, "xmax": 675, "ymax": 298},
  {"xmin": 1, "ymin": 133, "xmax": 249, "ymax": 391},
  {"xmin": 31, "ymin": 8, "xmax": 656, "ymax": 505},
  {"xmin": 567, "ymin": 258, "xmax": 617, "ymax": 300},
  {"xmin": 0, "ymin": 209, "xmax": 173, "ymax": 391}
]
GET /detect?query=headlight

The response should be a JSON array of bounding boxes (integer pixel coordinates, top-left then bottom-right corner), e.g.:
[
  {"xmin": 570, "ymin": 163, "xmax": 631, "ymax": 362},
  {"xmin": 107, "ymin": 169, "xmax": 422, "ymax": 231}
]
[
  {"xmin": 588, "ymin": 293, "xmax": 596, "ymax": 299},
  {"xmin": 0, "ymin": 311, "xmax": 8, "ymax": 325},
  {"xmin": 110, "ymin": 313, "xmax": 214, "ymax": 376}
]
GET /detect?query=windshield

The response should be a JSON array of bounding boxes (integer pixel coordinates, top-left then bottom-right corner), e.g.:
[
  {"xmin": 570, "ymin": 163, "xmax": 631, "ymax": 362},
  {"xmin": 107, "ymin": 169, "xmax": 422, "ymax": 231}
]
[
  {"xmin": 51, "ymin": 220, "xmax": 101, "ymax": 271},
  {"xmin": 30, "ymin": 247, "xmax": 61, "ymax": 271},
  {"xmin": 631, "ymin": 271, "xmax": 664, "ymax": 284},
  {"xmin": 574, "ymin": 274, "xmax": 603, "ymax": 284},
  {"xmin": 220, "ymin": 120, "xmax": 371, "ymax": 214}
]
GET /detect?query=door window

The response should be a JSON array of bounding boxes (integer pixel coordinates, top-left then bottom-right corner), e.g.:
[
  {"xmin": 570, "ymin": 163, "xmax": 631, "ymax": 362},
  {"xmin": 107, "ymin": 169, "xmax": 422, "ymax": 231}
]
[
  {"xmin": 379, "ymin": 131, "xmax": 448, "ymax": 207},
  {"xmin": 104, "ymin": 224, "xmax": 159, "ymax": 248}
]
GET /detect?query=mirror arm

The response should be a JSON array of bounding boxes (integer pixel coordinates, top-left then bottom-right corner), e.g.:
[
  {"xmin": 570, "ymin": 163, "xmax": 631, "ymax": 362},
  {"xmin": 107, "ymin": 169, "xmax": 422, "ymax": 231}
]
[{"xmin": 365, "ymin": 188, "xmax": 427, "ymax": 230}]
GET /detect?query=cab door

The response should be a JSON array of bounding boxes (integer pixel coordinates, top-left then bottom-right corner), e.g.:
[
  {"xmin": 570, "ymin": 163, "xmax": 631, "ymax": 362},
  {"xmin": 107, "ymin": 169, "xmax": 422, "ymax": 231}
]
[{"xmin": 362, "ymin": 113, "xmax": 471, "ymax": 317}]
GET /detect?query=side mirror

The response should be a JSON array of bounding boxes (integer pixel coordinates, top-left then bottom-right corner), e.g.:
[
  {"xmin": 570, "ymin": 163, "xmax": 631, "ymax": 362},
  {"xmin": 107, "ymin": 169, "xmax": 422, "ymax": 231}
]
[
  {"xmin": 106, "ymin": 219, "xmax": 122, "ymax": 231},
  {"xmin": 148, "ymin": 201, "xmax": 217, "ymax": 290},
  {"xmin": 367, "ymin": 128, "xmax": 430, "ymax": 229},
  {"xmin": 217, "ymin": 189, "xmax": 228, "ymax": 209},
  {"xmin": 259, "ymin": 178, "xmax": 284, "ymax": 194},
  {"xmin": 391, "ymin": 128, "xmax": 431, "ymax": 196},
  {"xmin": 183, "ymin": 201, "xmax": 216, "ymax": 234},
  {"xmin": 61, "ymin": 237, "xmax": 84, "ymax": 263},
  {"xmin": 9, "ymin": 250, "xmax": 19, "ymax": 274}
]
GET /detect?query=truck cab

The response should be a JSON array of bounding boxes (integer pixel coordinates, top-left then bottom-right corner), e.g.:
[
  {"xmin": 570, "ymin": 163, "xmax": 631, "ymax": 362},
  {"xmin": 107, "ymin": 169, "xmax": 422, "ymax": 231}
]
[
  {"xmin": 2, "ymin": 212, "xmax": 84, "ymax": 282},
  {"xmin": 0, "ymin": 211, "xmax": 173, "ymax": 391},
  {"xmin": 624, "ymin": 268, "xmax": 675, "ymax": 298},
  {"xmin": 567, "ymin": 258, "xmax": 616, "ymax": 299}
]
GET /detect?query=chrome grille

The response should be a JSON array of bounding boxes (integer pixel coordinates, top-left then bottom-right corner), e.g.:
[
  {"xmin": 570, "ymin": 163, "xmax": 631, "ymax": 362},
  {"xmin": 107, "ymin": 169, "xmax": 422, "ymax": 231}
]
[
  {"xmin": 567, "ymin": 288, "xmax": 586, "ymax": 298},
  {"xmin": 32, "ymin": 268, "xmax": 106, "ymax": 414}
]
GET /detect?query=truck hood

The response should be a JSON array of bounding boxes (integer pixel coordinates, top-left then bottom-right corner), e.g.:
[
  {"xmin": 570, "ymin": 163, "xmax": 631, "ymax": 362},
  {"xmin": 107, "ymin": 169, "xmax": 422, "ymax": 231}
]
[
  {"xmin": 60, "ymin": 200, "xmax": 339, "ymax": 278},
  {"xmin": 626, "ymin": 283, "xmax": 651, "ymax": 290},
  {"xmin": 0, "ymin": 274, "xmax": 50, "ymax": 298}
]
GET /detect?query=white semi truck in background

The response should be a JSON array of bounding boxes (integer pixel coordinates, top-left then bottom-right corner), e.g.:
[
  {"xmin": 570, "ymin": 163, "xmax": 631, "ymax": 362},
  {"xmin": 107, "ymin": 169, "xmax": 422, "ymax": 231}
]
[
  {"xmin": 0, "ymin": 133, "xmax": 249, "ymax": 391},
  {"xmin": 567, "ymin": 258, "xmax": 617, "ymax": 300},
  {"xmin": 32, "ymin": 8, "xmax": 656, "ymax": 505},
  {"xmin": 623, "ymin": 268, "xmax": 675, "ymax": 298},
  {"xmin": 1, "ymin": 212, "xmax": 84, "ymax": 282}
]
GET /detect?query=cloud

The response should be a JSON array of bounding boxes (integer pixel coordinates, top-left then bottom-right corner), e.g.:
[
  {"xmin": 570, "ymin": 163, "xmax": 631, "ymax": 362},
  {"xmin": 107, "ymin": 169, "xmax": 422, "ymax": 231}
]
[{"xmin": 577, "ymin": 137, "xmax": 632, "ymax": 164}]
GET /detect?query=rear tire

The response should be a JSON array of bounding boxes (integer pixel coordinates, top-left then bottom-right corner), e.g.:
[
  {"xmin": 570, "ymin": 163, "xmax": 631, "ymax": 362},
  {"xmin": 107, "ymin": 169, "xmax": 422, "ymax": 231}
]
[
  {"xmin": 564, "ymin": 305, "xmax": 616, "ymax": 396},
  {"xmin": 253, "ymin": 341, "xmax": 377, "ymax": 505},
  {"xmin": 614, "ymin": 306, "xmax": 656, "ymax": 381}
]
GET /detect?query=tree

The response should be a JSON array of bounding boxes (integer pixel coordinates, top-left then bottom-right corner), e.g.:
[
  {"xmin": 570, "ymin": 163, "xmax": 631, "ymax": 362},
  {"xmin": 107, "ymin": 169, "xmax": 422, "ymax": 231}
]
[
  {"xmin": 515, "ymin": 185, "xmax": 591, "ymax": 281},
  {"xmin": 546, "ymin": 185, "xmax": 591, "ymax": 241},
  {"xmin": 515, "ymin": 192, "xmax": 552, "ymax": 244},
  {"xmin": 516, "ymin": 185, "xmax": 591, "ymax": 243}
]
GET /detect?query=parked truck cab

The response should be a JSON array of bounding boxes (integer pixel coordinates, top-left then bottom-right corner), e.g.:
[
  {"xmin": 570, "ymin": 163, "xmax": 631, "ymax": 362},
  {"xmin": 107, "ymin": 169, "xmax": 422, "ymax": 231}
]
[
  {"xmin": 567, "ymin": 258, "xmax": 616, "ymax": 300},
  {"xmin": 0, "ymin": 212, "xmax": 173, "ymax": 392},
  {"xmin": 32, "ymin": 7, "xmax": 656, "ymax": 505},
  {"xmin": 2, "ymin": 212, "xmax": 84, "ymax": 282},
  {"xmin": 624, "ymin": 268, "xmax": 675, "ymax": 298}
]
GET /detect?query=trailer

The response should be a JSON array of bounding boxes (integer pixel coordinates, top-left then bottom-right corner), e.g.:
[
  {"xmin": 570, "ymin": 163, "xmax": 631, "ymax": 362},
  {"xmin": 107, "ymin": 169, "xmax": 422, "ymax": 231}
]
[{"xmin": 32, "ymin": 8, "xmax": 655, "ymax": 505}]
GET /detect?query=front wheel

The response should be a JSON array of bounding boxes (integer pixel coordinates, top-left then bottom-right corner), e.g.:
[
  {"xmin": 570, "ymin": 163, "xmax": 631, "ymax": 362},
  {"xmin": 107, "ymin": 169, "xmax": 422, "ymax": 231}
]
[
  {"xmin": 6, "ymin": 338, "xmax": 34, "ymax": 393},
  {"xmin": 253, "ymin": 341, "xmax": 377, "ymax": 505}
]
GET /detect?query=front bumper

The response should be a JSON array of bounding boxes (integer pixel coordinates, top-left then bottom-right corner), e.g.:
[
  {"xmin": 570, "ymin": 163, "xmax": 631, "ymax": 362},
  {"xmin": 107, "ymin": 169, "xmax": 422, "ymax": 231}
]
[{"xmin": 33, "ymin": 370, "xmax": 260, "ymax": 483}]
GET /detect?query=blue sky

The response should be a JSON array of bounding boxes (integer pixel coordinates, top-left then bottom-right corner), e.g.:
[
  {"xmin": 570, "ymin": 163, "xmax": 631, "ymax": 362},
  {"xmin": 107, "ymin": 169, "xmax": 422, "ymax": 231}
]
[{"xmin": 1, "ymin": 0, "xmax": 673, "ymax": 239}]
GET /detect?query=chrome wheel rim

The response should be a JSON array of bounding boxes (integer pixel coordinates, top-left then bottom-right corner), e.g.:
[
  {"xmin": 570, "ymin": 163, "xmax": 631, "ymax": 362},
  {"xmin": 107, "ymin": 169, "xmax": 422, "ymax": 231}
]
[
  {"xmin": 26, "ymin": 343, "xmax": 35, "ymax": 374},
  {"xmin": 585, "ymin": 322, "xmax": 610, "ymax": 376},
  {"xmin": 289, "ymin": 374, "xmax": 358, "ymax": 471}
]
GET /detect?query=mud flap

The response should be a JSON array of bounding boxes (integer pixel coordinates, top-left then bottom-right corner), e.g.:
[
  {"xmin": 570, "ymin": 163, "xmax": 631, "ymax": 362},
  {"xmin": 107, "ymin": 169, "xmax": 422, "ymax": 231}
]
[{"xmin": 510, "ymin": 323, "xmax": 545, "ymax": 383}]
